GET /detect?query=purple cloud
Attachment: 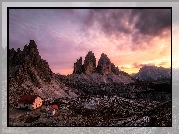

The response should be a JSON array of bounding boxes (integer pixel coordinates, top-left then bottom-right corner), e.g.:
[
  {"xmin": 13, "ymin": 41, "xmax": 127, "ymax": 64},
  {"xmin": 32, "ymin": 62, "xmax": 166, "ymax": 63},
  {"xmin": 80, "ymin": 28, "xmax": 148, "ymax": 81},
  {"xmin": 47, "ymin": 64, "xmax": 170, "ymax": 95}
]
[{"xmin": 9, "ymin": 9, "xmax": 171, "ymax": 75}]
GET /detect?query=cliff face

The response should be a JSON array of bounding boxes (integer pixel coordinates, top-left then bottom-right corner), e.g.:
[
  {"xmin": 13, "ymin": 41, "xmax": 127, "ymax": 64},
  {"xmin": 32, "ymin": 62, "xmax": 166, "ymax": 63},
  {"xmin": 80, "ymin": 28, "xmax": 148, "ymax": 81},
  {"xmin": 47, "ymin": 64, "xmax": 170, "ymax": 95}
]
[
  {"xmin": 111, "ymin": 63, "xmax": 120, "ymax": 75},
  {"xmin": 9, "ymin": 40, "xmax": 78, "ymax": 109},
  {"xmin": 73, "ymin": 57, "xmax": 83, "ymax": 74},
  {"xmin": 83, "ymin": 51, "xmax": 96, "ymax": 74},
  {"xmin": 9, "ymin": 40, "xmax": 53, "ymax": 86},
  {"xmin": 96, "ymin": 53, "xmax": 111, "ymax": 75},
  {"xmin": 73, "ymin": 52, "xmax": 120, "ymax": 75}
]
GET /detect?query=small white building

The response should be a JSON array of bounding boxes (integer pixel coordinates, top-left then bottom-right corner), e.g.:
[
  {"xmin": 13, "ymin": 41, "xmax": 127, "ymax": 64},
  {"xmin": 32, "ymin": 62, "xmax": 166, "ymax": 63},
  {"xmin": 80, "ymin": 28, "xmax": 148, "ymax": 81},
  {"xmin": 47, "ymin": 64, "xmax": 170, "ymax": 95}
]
[
  {"xmin": 18, "ymin": 95, "xmax": 43, "ymax": 110},
  {"xmin": 46, "ymin": 104, "xmax": 58, "ymax": 117}
]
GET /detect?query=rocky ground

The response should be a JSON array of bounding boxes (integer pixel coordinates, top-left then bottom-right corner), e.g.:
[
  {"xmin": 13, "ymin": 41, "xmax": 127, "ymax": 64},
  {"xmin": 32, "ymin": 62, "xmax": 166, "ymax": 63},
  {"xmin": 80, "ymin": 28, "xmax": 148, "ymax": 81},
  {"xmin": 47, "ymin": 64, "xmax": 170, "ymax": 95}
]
[
  {"xmin": 9, "ymin": 95, "xmax": 171, "ymax": 127},
  {"xmin": 56, "ymin": 73, "xmax": 171, "ymax": 102}
]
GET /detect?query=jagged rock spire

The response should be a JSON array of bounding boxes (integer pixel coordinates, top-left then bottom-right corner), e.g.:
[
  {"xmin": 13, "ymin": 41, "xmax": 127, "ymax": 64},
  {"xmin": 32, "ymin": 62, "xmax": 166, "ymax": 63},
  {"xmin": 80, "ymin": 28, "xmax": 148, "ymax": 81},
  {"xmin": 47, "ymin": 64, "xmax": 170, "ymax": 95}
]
[
  {"xmin": 9, "ymin": 40, "xmax": 53, "ymax": 85},
  {"xmin": 73, "ymin": 51, "xmax": 120, "ymax": 75},
  {"xmin": 72, "ymin": 51, "xmax": 96, "ymax": 74},
  {"xmin": 96, "ymin": 53, "xmax": 111, "ymax": 75},
  {"xmin": 73, "ymin": 57, "xmax": 82, "ymax": 74},
  {"xmin": 111, "ymin": 63, "xmax": 120, "ymax": 75},
  {"xmin": 83, "ymin": 51, "xmax": 96, "ymax": 74}
]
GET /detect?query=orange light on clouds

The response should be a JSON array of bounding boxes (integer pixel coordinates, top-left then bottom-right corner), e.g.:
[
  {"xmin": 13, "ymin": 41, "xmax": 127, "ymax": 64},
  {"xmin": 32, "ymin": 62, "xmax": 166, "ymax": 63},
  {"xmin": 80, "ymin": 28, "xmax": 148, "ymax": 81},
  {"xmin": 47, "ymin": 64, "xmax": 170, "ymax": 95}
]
[{"xmin": 9, "ymin": 9, "xmax": 172, "ymax": 75}]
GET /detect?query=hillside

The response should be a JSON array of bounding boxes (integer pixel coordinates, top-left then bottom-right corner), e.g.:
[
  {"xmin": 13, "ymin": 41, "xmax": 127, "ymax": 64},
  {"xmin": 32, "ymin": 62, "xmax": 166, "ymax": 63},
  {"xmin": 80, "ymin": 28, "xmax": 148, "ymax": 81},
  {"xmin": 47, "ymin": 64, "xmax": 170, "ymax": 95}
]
[{"xmin": 8, "ymin": 40, "xmax": 79, "ymax": 110}]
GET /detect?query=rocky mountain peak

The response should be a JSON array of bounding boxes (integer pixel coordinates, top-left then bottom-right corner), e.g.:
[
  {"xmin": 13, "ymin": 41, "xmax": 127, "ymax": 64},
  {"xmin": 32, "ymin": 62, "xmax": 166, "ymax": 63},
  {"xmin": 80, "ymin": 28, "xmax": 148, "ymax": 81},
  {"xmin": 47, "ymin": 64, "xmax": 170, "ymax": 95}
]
[
  {"xmin": 73, "ymin": 52, "xmax": 122, "ymax": 75},
  {"xmin": 72, "ymin": 51, "xmax": 96, "ymax": 74},
  {"xmin": 111, "ymin": 63, "xmax": 120, "ymax": 75},
  {"xmin": 132, "ymin": 65, "xmax": 171, "ymax": 82},
  {"xmin": 23, "ymin": 40, "xmax": 38, "ymax": 51},
  {"xmin": 29, "ymin": 40, "xmax": 37, "ymax": 47},
  {"xmin": 83, "ymin": 51, "xmax": 96, "ymax": 74},
  {"xmin": 73, "ymin": 57, "xmax": 83, "ymax": 74},
  {"xmin": 9, "ymin": 40, "xmax": 53, "ymax": 87},
  {"xmin": 99, "ymin": 53, "xmax": 111, "ymax": 64},
  {"xmin": 23, "ymin": 40, "xmax": 39, "ymax": 55},
  {"xmin": 96, "ymin": 53, "xmax": 111, "ymax": 74}
]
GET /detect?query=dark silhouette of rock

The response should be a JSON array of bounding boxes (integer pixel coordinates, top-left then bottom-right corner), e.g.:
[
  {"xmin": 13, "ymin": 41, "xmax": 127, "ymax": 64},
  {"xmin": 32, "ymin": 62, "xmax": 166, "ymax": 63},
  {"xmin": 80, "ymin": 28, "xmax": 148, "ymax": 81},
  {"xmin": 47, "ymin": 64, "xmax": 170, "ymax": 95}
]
[
  {"xmin": 9, "ymin": 40, "xmax": 53, "ymax": 88},
  {"xmin": 83, "ymin": 51, "xmax": 96, "ymax": 74},
  {"xmin": 132, "ymin": 65, "xmax": 171, "ymax": 82},
  {"xmin": 111, "ymin": 63, "xmax": 120, "ymax": 75},
  {"xmin": 73, "ymin": 57, "xmax": 83, "ymax": 74},
  {"xmin": 73, "ymin": 51, "xmax": 96, "ymax": 74},
  {"xmin": 96, "ymin": 53, "xmax": 111, "ymax": 75},
  {"xmin": 73, "ymin": 52, "xmax": 122, "ymax": 75},
  {"xmin": 9, "ymin": 40, "xmax": 79, "ymax": 110}
]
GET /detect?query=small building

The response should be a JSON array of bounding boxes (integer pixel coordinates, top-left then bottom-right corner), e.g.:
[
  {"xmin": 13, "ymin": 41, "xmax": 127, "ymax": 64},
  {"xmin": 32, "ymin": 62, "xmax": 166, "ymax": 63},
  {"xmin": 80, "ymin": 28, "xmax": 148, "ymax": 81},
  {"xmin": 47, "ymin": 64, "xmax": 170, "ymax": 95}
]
[
  {"xmin": 18, "ymin": 95, "xmax": 42, "ymax": 110},
  {"xmin": 46, "ymin": 104, "xmax": 58, "ymax": 117},
  {"xmin": 51, "ymin": 104, "xmax": 58, "ymax": 110}
]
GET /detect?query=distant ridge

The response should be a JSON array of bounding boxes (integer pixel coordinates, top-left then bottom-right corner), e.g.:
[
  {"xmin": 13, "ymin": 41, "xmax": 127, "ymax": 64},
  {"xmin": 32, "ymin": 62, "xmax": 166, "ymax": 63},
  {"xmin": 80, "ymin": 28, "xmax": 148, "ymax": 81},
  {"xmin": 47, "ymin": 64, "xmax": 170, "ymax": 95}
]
[{"xmin": 131, "ymin": 65, "xmax": 171, "ymax": 82}]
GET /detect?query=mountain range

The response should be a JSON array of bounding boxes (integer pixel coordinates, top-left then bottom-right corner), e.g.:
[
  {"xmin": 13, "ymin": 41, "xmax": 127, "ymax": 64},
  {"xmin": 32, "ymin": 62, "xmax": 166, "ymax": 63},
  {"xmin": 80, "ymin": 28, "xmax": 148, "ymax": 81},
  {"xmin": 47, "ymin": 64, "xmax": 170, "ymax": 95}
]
[
  {"xmin": 8, "ymin": 40, "xmax": 172, "ymax": 127},
  {"xmin": 131, "ymin": 65, "xmax": 171, "ymax": 82}
]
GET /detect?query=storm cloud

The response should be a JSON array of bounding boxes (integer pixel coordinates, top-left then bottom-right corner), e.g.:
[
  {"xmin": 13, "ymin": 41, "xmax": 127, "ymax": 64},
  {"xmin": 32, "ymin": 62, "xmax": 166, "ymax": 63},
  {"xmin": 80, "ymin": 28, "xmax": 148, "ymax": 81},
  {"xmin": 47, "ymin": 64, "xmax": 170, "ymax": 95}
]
[
  {"xmin": 83, "ymin": 9, "xmax": 171, "ymax": 36},
  {"xmin": 9, "ymin": 8, "xmax": 171, "ymax": 75},
  {"xmin": 80, "ymin": 9, "xmax": 171, "ymax": 50}
]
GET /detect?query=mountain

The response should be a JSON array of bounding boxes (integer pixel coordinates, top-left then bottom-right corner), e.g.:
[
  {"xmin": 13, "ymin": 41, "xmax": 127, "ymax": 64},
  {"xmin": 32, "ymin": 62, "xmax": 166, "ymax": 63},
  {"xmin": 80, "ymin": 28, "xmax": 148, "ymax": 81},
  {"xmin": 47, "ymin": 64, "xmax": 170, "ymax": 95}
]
[
  {"xmin": 9, "ymin": 40, "xmax": 78, "ymax": 109},
  {"xmin": 71, "ymin": 50, "xmax": 138, "ymax": 87},
  {"xmin": 131, "ymin": 65, "xmax": 171, "ymax": 82},
  {"xmin": 73, "ymin": 51, "xmax": 96, "ymax": 74},
  {"xmin": 8, "ymin": 40, "xmax": 172, "ymax": 127},
  {"xmin": 57, "ymin": 52, "xmax": 159, "ymax": 98},
  {"xmin": 73, "ymin": 51, "xmax": 121, "ymax": 75},
  {"xmin": 96, "ymin": 53, "xmax": 112, "ymax": 74}
]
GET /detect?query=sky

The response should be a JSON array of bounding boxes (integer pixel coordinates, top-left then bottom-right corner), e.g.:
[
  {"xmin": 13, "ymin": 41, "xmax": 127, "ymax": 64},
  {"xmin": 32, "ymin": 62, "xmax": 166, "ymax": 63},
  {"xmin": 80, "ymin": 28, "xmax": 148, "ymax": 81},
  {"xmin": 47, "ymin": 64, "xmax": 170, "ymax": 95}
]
[{"xmin": 9, "ymin": 8, "xmax": 172, "ymax": 75}]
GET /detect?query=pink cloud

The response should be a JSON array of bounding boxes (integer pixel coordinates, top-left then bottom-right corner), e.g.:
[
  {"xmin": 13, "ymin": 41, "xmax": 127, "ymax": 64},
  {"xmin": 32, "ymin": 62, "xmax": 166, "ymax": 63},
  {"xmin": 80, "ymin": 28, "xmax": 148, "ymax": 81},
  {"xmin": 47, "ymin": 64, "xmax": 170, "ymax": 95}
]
[{"xmin": 9, "ymin": 9, "xmax": 171, "ymax": 75}]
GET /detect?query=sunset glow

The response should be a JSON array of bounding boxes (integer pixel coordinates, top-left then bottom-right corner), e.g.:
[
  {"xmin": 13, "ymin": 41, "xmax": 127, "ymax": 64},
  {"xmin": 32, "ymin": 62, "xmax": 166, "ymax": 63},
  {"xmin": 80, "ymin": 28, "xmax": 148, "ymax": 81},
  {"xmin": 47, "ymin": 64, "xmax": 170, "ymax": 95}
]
[{"xmin": 9, "ymin": 9, "xmax": 171, "ymax": 75}]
